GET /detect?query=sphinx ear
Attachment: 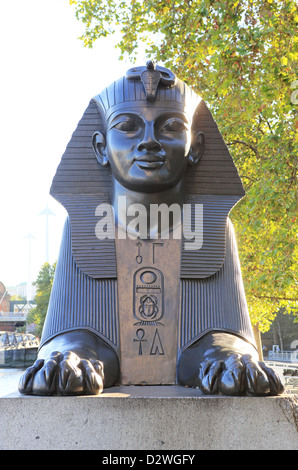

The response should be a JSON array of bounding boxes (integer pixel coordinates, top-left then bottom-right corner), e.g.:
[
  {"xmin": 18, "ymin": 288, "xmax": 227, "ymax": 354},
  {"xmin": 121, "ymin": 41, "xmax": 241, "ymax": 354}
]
[
  {"xmin": 92, "ymin": 131, "xmax": 109, "ymax": 167},
  {"xmin": 188, "ymin": 131, "xmax": 205, "ymax": 166}
]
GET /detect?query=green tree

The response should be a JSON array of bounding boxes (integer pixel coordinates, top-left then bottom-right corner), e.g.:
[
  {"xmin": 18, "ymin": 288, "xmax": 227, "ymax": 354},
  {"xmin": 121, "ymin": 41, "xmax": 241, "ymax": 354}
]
[
  {"xmin": 262, "ymin": 308, "xmax": 298, "ymax": 350},
  {"xmin": 69, "ymin": 0, "xmax": 297, "ymax": 331},
  {"xmin": 26, "ymin": 262, "xmax": 56, "ymax": 337}
]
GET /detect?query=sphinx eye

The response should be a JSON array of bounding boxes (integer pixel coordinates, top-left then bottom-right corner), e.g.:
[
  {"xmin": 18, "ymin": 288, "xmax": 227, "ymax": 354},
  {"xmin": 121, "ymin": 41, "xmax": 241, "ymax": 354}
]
[
  {"xmin": 161, "ymin": 119, "xmax": 188, "ymax": 133},
  {"xmin": 113, "ymin": 119, "xmax": 139, "ymax": 132}
]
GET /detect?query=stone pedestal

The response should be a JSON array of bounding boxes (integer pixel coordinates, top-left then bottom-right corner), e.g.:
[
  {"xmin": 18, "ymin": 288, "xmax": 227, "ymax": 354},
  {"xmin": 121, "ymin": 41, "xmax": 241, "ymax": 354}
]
[{"xmin": 0, "ymin": 387, "xmax": 297, "ymax": 450}]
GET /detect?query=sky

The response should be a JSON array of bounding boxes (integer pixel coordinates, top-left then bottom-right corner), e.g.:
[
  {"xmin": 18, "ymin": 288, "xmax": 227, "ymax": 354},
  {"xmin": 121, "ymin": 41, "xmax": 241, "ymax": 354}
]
[{"xmin": 0, "ymin": 0, "xmax": 146, "ymax": 291}]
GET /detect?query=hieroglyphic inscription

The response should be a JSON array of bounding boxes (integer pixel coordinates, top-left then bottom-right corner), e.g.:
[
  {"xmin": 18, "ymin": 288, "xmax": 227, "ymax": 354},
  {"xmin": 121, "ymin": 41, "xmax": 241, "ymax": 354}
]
[
  {"xmin": 133, "ymin": 267, "xmax": 164, "ymax": 325},
  {"xmin": 135, "ymin": 241, "xmax": 164, "ymax": 265},
  {"xmin": 133, "ymin": 328, "xmax": 164, "ymax": 356},
  {"xmin": 116, "ymin": 236, "xmax": 181, "ymax": 384},
  {"xmin": 152, "ymin": 242, "xmax": 163, "ymax": 264},
  {"xmin": 136, "ymin": 242, "xmax": 143, "ymax": 264},
  {"xmin": 133, "ymin": 328, "xmax": 147, "ymax": 355},
  {"xmin": 150, "ymin": 329, "xmax": 164, "ymax": 355}
]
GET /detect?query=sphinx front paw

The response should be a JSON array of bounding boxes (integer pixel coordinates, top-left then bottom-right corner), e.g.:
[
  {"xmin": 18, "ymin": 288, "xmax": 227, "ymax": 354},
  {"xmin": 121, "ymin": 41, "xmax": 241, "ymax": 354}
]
[
  {"xmin": 197, "ymin": 353, "xmax": 284, "ymax": 396},
  {"xmin": 177, "ymin": 332, "xmax": 284, "ymax": 396}
]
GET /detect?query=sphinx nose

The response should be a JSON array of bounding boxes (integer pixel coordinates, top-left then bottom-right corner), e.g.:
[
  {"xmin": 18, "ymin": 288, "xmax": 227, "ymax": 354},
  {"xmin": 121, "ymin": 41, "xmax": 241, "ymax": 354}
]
[{"xmin": 137, "ymin": 123, "xmax": 162, "ymax": 151}]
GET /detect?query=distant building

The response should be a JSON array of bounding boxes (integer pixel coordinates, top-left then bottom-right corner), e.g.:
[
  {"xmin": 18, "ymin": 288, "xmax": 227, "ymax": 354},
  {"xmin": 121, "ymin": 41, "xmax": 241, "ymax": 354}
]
[
  {"xmin": 6, "ymin": 282, "xmax": 36, "ymax": 300},
  {"xmin": 0, "ymin": 281, "xmax": 36, "ymax": 332},
  {"xmin": 0, "ymin": 282, "xmax": 11, "ymax": 313}
]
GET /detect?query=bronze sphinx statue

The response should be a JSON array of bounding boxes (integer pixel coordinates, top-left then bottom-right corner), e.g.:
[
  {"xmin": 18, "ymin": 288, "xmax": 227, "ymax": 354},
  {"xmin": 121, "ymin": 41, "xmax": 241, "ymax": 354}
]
[{"xmin": 19, "ymin": 62, "xmax": 284, "ymax": 396}]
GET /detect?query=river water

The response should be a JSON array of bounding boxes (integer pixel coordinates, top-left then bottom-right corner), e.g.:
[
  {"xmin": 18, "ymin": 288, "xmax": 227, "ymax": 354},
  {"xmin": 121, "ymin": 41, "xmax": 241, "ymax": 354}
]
[{"xmin": 0, "ymin": 368, "xmax": 25, "ymax": 397}]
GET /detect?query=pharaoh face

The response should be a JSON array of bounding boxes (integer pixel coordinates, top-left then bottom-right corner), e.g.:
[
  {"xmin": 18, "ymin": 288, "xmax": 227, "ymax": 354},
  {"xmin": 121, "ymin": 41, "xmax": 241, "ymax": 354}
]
[{"xmin": 93, "ymin": 101, "xmax": 204, "ymax": 193}]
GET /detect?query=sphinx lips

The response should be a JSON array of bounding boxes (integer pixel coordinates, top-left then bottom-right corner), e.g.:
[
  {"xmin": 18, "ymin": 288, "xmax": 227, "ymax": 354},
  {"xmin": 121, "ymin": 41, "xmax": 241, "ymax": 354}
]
[{"xmin": 135, "ymin": 155, "xmax": 165, "ymax": 170}]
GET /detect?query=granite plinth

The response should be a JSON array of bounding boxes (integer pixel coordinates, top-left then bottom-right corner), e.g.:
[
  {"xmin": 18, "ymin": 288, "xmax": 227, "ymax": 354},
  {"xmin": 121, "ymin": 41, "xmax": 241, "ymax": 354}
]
[{"xmin": 0, "ymin": 386, "xmax": 297, "ymax": 450}]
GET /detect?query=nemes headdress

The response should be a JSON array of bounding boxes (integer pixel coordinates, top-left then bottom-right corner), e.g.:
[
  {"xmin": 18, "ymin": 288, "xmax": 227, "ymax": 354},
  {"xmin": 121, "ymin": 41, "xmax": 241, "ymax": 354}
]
[
  {"xmin": 94, "ymin": 61, "xmax": 201, "ymax": 122},
  {"xmin": 50, "ymin": 63, "xmax": 245, "ymax": 279}
]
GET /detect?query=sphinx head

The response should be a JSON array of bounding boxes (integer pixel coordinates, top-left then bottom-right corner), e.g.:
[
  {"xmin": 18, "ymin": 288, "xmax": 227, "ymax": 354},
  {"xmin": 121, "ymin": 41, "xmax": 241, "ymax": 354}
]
[{"xmin": 92, "ymin": 62, "xmax": 205, "ymax": 193}]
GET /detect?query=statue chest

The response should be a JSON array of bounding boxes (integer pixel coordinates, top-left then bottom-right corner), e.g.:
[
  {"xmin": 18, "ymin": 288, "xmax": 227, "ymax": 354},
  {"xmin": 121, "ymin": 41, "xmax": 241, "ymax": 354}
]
[{"xmin": 115, "ymin": 236, "xmax": 181, "ymax": 384}]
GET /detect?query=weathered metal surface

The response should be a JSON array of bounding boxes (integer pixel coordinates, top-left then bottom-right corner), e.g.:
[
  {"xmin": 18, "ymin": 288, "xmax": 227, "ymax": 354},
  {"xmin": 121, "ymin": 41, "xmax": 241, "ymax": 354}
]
[
  {"xmin": 50, "ymin": 100, "xmax": 245, "ymax": 198},
  {"xmin": 54, "ymin": 194, "xmax": 240, "ymax": 280},
  {"xmin": 116, "ymin": 236, "xmax": 181, "ymax": 384},
  {"xmin": 41, "ymin": 219, "xmax": 119, "ymax": 350},
  {"xmin": 179, "ymin": 218, "xmax": 255, "ymax": 352}
]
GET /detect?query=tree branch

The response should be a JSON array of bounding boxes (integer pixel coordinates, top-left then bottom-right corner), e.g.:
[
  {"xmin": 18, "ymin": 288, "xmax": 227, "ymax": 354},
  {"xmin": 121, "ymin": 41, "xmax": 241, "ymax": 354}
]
[
  {"xmin": 253, "ymin": 295, "xmax": 298, "ymax": 302},
  {"xmin": 226, "ymin": 140, "xmax": 261, "ymax": 158}
]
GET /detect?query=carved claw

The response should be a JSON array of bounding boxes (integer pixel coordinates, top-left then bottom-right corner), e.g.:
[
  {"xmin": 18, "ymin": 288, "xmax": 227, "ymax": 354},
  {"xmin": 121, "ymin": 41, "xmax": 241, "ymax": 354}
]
[
  {"xmin": 18, "ymin": 358, "xmax": 44, "ymax": 394},
  {"xmin": 198, "ymin": 360, "xmax": 224, "ymax": 394},
  {"xmin": 241, "ymin": 355, "xmax": 269, "ymax": 395},
  {"xmin": 32, "ymin": 358, "xmax": 60, "ymax": 395},
  {"xmin": 219, "ymin": 354, "xmax": 245, "ymax": 396},
  {"xmin": 18, "ymin": 351, "xmax": 105, "ymax": 396},
  {"xmin": 251, "ymin": 359, "xmax": 284, "ymax": 396},
  {"xmin": 81, "ymin": 359, "xmax": 104, "ymax": 395},
  {"xmin": 57, "ymin": 351, "xmax": 83, "ymax": 395},
  {"xmin": 197, "ymin": 353, "xmax": 285, "ymax": 397}
]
